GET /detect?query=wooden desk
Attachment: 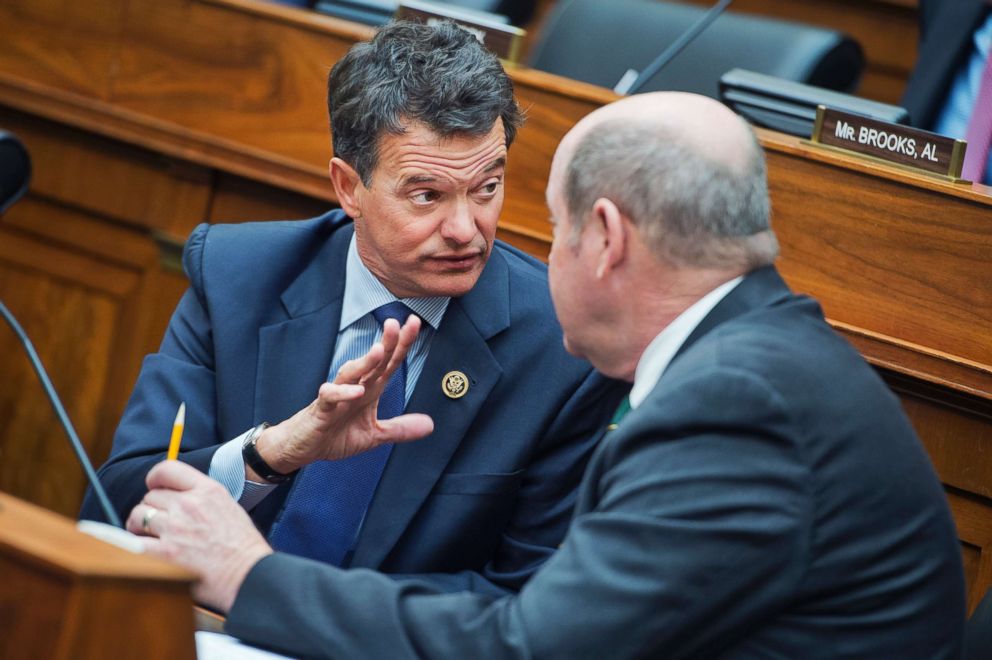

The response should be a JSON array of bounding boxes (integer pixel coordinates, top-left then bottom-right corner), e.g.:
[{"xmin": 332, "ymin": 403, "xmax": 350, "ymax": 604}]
[
  {"xmin": 0, "ymin": 492, "xmax": 195, "ymax": 659},
  {"xmin": 1, "ymin": 0, "xmax": 989, "ymax": 613}
]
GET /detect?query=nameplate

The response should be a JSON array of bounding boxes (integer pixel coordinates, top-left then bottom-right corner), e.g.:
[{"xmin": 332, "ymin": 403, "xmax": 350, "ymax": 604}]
[
  {"xmin": 811, "ymin": 106, "xmax": 966, "ymax": 180},
  {"xmin": 396, "ymin": 0, "xmax": 525, "ymax": 63}
]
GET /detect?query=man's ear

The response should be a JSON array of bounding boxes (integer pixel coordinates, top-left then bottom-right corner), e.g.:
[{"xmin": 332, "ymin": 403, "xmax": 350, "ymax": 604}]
[
  {"xmin": 591, "ymin": 197, "xmax": 627, "ymax": 279},
  {"xmin": 329, "ymin": 157, "xmax": 364, "ymax": 218}
]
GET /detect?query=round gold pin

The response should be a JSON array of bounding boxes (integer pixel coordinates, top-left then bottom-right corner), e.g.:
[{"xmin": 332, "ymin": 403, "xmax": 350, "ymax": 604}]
[{"xmin": 442, "ymin": 371, "xmax": 469, "ymax": 399}]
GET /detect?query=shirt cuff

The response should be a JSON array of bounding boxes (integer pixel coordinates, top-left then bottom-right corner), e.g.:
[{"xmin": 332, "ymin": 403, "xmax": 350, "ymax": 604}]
[{"xmin": 208, "ymin": 429, "xmax": 278, "ymax": 510}]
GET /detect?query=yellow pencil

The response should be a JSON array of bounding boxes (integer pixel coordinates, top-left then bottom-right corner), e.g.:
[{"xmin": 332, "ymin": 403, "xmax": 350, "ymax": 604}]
[{"xmin": 167, "ymin": 402, "xmax": 185, "ymax": 460}]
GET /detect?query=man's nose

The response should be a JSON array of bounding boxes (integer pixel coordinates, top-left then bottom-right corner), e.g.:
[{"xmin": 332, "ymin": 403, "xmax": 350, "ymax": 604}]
[{"xmin": 441, "ymin": 198, "xmax": 476, "ymax": 244}]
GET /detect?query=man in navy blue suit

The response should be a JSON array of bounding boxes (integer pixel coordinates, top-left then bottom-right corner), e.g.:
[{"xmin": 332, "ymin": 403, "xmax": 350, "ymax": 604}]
[
  {"xmin": 82, "ymin": 20, "xmax": 625, "ymax": 595},
  {"xmin": 127, "ymin": 92, "xmax": 964, "ymax": 657}
]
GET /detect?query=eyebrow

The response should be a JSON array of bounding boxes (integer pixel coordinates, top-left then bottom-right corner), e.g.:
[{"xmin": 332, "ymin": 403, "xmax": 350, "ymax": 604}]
[
  {"xmin": 401, "ymin": 174, "xmax": 438, "ymax": 187},
  {"xmin": 399, "ymin": 157, "xmax": 507, "ymax": 189},
  {"xmin": 483, "ymin": 157, "xmax": 507, "ymax": 174}
]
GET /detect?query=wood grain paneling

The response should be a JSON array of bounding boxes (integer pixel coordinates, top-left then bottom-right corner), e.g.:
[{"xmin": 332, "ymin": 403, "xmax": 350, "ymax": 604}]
[
  {"xmin": 763, "ymin": 137, "xmax": 991, "ymax": 370},
  {"xmin": 114, "ymin": 0, "xmax": 360, "ymax": 168},
  {"xmin": 0, "ymin": 223, "xmax": 134, "ymax": 517},
  {"xmin": 0, "ymin": 0, "xmax": 126, "ymax": 100},
  {"xmin": 209, "ymin": 172, "xmax": 332, "ymax": 224},
  {"xmin": 0, "ymin": 107, "xmax": 217, "ymax": 516},
  {"xmin": 947, "ymin": 489, "xmax": 992, "ymax": 613}
]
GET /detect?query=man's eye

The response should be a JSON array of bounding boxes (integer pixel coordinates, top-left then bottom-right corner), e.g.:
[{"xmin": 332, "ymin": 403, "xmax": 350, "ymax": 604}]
[
  {"xmin": 478, "ymin": 181, "xmax": 501, "ymax": 196},
  {"xmin": 412, "ymin": 190, "xmax": 440, "ymax": 204}
]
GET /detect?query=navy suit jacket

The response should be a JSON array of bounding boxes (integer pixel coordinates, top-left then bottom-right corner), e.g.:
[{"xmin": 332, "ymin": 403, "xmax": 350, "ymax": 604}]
[
  {"xmin": 901, "ymin": 0, "xmax": 990, "ymax": 129},
  {"xmin": 226, "ymin": 266, "xmax": 965, "ymax": 658},
  {"xmin": 81, "ymin": 211, "xmax": 626, "ymax": 593}
]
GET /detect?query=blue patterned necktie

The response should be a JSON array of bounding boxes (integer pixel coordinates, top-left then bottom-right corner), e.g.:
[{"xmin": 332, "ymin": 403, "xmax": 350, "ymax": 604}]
[{"xmin": 267, "ymin": 301, "xmax": 410, "ymax": 565}]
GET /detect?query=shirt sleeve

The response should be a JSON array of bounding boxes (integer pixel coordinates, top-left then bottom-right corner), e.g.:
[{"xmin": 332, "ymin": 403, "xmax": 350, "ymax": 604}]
[{"xmin": 209, "ymin": 429, "xmax": 279, "ymax": 510}]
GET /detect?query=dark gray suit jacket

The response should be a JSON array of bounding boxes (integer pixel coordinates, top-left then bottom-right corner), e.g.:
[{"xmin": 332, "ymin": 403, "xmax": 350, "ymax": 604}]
[{"xmin": 226, "ymin": 266, "xmax": 965, "ymax": 658}]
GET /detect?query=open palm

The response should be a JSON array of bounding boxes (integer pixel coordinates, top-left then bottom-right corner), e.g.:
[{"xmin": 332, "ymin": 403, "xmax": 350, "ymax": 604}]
[{"xmin": 256, "ymin": 314, "xmax": 435, "ymax": 473}]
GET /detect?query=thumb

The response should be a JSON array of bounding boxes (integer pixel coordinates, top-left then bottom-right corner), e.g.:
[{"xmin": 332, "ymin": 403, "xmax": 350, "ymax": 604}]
[{"xmin": 376, "ymin": 413, "xmax": 435, "ymax": 443}]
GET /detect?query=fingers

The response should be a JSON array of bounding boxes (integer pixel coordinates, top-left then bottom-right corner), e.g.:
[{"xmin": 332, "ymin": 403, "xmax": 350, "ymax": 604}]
[
  {"xmin": 376, "ymin": 413, "xmax": 434, "ymax": 443},
  {"xmin": 146, "ymin": 459, "xmax": 211, "ymax": 492},
  {"xmin": 127, "ymin": 502, "xmax": 165, "ymax": 537},
  {"xmin": 363, "ymin": 314, "xmax": 422, "ymax": 385},
  {"xmin": 333, "ymin": 314, "xmax": 421, "ymax": 389},
  {"xmin": 138, "ymin": 536, "xmax": 164, "ymax": 556},
  {"xmin": 334, "ymin": 342, "xmax": 385, "ymax": 385},
  {"xmin": 136, "ymin": 461, "xmax": 222, "ymax": 537},
  {"xmin": 363, "ymin": 318, "xmax": 404, "ymax": 384},
  {"xmin": 385, "ymin": 315, "xmax": 421, "ymax": 375},
  {"xmin": 314, "ymin": 382, "xmax": 367, "ymax": 414},
  {"xmin": 142, "ymin": 487, "xmax": 175, "ymax": 511}
]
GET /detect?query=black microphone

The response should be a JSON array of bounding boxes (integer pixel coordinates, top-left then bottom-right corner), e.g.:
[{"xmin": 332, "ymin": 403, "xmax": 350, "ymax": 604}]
[
  {"xmin": 0, "ymin": 301, "xmax": 123, "ymax": 528},
  {"xmin": 616, "ymin": 0, "xmax": 734, "ymax": 95}
]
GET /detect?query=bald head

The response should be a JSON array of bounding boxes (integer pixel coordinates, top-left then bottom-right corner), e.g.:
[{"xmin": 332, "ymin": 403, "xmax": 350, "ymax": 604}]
[
  {"xmin": 568, "ymin": 92, "xmax": 756, "ymax": 171},
  {"xmin": 553, "ymin": 92, "xmax": 778, "ymax": 270}
]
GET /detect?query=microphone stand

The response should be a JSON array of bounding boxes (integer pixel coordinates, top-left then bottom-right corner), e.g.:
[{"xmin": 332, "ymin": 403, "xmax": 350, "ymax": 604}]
[
  {"xmin": 0, "ymin": 300, "xmax": 123, "ymax": 528},
  {"xmin": 617, "ymin": 0, "xmax": 734, "ymax": 95}
]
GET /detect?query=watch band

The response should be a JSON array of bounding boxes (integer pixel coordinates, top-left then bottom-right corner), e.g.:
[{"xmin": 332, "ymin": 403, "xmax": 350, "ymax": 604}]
[{"xmin": 241, "ymin": 422, "xmax": 295, "ymax": 484}]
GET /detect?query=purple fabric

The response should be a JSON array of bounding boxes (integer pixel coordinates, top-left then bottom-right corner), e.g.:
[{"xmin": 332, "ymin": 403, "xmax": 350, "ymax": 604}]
[{"xmin": 962, "ymin": 48, "xmax": 992, "ymax": 181}]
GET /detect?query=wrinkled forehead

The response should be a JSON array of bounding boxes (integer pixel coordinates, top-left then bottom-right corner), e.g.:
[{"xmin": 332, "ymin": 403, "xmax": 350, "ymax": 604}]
[{"xmin": 373, "ymin": 118, "xmax": 507, "ymax": 182}]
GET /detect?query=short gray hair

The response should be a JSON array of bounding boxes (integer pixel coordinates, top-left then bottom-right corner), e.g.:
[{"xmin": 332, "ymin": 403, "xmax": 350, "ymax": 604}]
[
  {"xmin": 328, "ymin": 20, "xmax": 524, "ymax": 186},
  {"xmin": 565, "ymin": 119, "xmax": 778, "ymax": 269}
]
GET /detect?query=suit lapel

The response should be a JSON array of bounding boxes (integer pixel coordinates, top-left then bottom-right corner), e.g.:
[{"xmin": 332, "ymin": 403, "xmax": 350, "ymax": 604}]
[
  {"xmin": 254, "ymin": 224, "xmax": 352, "ymax": 427},
  {"xmin": 351, "ymin": 249, "xmax": 511, "ymax": 568}
]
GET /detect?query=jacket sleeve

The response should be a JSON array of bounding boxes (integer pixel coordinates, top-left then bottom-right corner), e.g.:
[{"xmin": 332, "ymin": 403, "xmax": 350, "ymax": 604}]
[
  {"xmin": 225, "ymin": 368, "xmax": 809, "ymax": 659},
  {"xmin": 80, "ymin": 223, "xmax": 224, "ymax": 523}
]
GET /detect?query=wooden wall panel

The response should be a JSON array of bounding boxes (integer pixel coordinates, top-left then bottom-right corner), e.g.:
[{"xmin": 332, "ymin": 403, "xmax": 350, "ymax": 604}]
[
  {"xmin": 0, "ymin": 0, "xmax": 126, "ymax": 100},
  {"xmin": 0, "ymin": 107, "xmax": 218, "ymax": 515},
  {"xmin": 113, "ymin": 0, "xmax": 365, "ymax": 170},
  {"xmin": 209, "ymin": 172, "xmax": 332, "ymax": 224},
  {"xmin": 900, "ymin": 392, "xmax": 992, "ymax": 501},
  {"xmin": 947, "ymin": 490, "xmax": 992, "ymax": 613},
  {"xmin": 0, "ymin": 223, "xmax": 136, "ymax": 517}
]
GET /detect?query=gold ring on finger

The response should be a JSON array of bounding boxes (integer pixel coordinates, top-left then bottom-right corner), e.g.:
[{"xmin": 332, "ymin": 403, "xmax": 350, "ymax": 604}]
[{"xmin": 141, "ymin": 507, "xmax": 159, "ymax": 534}]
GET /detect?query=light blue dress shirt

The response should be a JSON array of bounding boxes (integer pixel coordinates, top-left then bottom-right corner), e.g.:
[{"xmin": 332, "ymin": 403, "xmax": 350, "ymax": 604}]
[
  {"xmin": 208, "ymin": 233, "xmax": 450, "ymax": 508},
  {"xmin": 933, "ymin": 11, "xmax": 992, "ymax": 184}
]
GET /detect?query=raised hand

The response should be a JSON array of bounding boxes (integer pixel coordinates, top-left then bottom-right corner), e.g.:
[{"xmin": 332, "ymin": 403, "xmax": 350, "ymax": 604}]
[{"xmin": 250, "ymin": 313, "xmax": 435, "ymax": 478}]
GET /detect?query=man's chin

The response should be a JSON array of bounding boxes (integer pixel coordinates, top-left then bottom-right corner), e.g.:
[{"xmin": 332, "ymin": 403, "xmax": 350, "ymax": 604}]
[{"xmin": 425, "ymin": 269, "xmax": 485, "ymax": 299}]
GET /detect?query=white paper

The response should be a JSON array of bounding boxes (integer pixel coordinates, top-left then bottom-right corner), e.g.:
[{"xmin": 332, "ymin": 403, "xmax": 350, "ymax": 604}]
[{"xmin": 196, "ymin": 631, "xmax": 296, "ymax": 659}]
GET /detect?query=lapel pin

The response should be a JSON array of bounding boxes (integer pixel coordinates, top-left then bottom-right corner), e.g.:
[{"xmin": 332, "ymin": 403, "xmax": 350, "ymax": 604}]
[{"xmin": 442, "ymin": 370, "xmax": 469, "ymax": 399}]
